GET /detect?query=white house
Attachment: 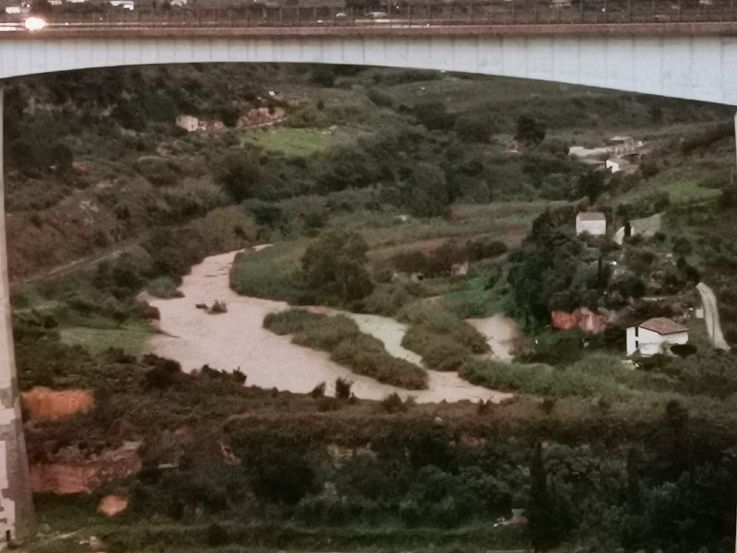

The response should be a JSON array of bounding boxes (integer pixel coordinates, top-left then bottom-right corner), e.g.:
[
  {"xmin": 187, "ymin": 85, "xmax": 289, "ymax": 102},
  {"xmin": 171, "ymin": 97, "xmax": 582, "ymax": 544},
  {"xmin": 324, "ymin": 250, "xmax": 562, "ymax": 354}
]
[
  {"xmin": 609, "ymin": 136, "xmax": 636, "ymax": 156},
  {"xmin": 175, "ymin": 115, "xmax": 200, "ymax": 132},
  {"xmin": 626, "ymin": 317, "xmax": 689, "ymax": 356},
  {"xmin": 576, "ymin": 212, "xmax": 606, "ymax": 236},
  {"xmin": 605, "ymin": 158, "xmax": 622, "ymax": 173}
]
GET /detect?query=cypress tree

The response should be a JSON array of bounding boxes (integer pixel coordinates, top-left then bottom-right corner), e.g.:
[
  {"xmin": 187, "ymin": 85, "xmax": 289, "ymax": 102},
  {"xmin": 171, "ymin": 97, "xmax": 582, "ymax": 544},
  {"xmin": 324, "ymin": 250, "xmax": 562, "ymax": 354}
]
[{"xmin": 528, "ymin": 442, "xmax": 558, "ymax": 552}]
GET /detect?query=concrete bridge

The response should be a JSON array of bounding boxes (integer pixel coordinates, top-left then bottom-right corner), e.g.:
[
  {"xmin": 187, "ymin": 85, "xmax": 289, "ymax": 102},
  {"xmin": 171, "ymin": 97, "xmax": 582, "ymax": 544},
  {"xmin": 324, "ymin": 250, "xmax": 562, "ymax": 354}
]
[
  {"xmin": 2, "ymin": 16, "xmax": 737, "ymax": 104},
  {"xmin": 2, "ymin": 4, "xmax": 737, "ymax": 545}
]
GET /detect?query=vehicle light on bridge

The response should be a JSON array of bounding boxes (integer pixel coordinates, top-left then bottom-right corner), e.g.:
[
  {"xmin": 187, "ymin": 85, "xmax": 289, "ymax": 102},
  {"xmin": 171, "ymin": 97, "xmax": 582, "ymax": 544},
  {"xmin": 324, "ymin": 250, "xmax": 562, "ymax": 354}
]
[{"xmin": 23, "ymin": 17, "xmax": 48, "ymax": 31}]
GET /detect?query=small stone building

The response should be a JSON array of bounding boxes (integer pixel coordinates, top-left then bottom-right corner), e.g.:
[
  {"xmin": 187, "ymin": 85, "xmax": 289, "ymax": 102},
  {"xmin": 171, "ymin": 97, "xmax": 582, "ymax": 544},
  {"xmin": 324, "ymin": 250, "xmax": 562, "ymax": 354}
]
[
  {"xmin": 175, "ymin": 115, "xmax": 199, "ymax": 132},
  {"xmin": 576, "ymin": 212, "xmax": 606, "ymax": 236},
  {"xmin": 626, "ymin": 317, "xmax": 689, "ymax": 357}
]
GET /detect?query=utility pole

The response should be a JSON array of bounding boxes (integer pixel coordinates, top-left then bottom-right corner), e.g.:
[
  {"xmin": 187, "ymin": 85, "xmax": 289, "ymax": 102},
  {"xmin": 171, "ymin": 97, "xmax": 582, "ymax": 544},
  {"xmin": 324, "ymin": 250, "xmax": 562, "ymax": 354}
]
[{"xmin": 0, "ymin": 87, "xmax": 35, "ymax": 543}]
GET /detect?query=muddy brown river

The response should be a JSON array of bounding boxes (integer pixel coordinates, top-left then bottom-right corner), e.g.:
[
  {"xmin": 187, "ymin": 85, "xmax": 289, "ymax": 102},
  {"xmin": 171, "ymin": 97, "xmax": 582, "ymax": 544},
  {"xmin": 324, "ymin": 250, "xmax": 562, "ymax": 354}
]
[{"xmin": 145, "ymin": 249, "xmax": 515, "ymax": 403}]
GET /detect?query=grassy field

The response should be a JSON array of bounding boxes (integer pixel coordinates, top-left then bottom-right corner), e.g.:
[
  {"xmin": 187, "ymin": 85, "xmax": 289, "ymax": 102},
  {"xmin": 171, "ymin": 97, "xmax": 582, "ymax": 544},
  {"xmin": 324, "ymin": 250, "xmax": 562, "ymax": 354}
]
[
  {"xmin": 60, "ymin": 321, "xmax": 152, "ymax": 356},
  {"xmin": 242, "ymin": 127, "xmax": 334, "ymax": 157},
  {"xmin": 617, "ymin": 154, "xmax": 728, "ymax": 206}
]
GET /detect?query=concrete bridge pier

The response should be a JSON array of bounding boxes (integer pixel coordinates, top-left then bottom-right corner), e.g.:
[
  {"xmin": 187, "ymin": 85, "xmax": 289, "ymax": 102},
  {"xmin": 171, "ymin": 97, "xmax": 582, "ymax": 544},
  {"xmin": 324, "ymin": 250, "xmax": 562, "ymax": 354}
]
[{"xmin": 0, "ymin": 88, "xmax": 35, "ymax": 544}]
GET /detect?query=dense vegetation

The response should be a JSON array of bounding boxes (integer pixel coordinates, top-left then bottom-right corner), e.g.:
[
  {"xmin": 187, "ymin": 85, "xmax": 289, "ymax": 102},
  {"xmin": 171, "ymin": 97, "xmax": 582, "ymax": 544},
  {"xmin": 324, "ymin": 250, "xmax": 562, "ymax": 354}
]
[{"xmin": 7, "ymin": 62, "xmax": 737, "ymax": 553}]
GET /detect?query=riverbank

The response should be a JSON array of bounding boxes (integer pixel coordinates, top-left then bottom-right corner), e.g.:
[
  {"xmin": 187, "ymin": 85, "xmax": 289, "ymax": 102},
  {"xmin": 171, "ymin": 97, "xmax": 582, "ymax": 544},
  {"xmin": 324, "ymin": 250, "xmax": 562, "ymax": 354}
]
[{"xmin": 145, "ymin": 249, "xmax": 514, "ymax": 403}]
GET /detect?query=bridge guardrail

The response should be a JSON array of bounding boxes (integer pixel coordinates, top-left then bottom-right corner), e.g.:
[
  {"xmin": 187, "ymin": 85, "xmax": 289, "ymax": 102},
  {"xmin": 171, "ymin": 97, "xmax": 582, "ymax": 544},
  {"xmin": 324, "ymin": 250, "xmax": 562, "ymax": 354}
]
[{"xmin": 3, "ymin": 0, "xmax": 737, "ymax": 28}]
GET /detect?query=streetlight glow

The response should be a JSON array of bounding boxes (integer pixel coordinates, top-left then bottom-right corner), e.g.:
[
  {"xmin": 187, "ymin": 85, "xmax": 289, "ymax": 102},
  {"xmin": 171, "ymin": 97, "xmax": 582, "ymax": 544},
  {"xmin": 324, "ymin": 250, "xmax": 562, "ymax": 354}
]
[{"xmin": 23, "ymin": 17, "xmax": 48, "ymax": 31}]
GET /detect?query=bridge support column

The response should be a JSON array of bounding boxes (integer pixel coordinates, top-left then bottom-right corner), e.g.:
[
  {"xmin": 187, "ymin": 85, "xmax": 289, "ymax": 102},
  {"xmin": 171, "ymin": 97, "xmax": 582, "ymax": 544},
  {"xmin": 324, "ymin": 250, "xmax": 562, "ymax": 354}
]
[
  {"xmin": 734, "ymin": 111, "xmax": 737, "ymax": 169},
  {"xmin": 0, "ymin": 87, "xmax": 35, "ymax": 544}
]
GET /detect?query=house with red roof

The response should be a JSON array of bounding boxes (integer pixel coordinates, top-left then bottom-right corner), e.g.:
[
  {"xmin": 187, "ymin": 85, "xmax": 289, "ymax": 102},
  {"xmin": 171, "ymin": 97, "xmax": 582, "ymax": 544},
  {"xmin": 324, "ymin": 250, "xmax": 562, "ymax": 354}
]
[{"xmin": 626, "ymin": 317, "xmax": 689, "ymax": 357}]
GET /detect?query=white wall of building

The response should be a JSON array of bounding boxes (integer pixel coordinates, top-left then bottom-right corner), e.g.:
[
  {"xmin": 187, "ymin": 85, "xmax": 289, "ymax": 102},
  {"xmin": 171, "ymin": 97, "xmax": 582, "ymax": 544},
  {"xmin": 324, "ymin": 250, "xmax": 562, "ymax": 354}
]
[
  {"xmin": 626, "ymin": 326, "xmax": 689, "ymax": 356},
  {"xmin": 1, "ymin": 32, "xmax": 737, "ymax": 105},
  {"xmin": 176, "ymin": 115, "xmax": 199, "ymax": 132},
  {"xmin": 576, "ymin": 218, "xmax": 606, "ymax": 236},
  {"xmin": 605, "ymin": 159, "xmax": 621, "ymax": 173}
]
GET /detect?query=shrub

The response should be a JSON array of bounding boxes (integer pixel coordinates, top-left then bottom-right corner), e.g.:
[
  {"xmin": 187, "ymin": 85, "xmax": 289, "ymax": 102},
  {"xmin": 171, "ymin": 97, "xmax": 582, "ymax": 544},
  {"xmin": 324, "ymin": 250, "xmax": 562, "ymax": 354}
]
[
  {"xmin": 402, "ymin": 326, "xmax": 470, "ymax": 371},
  {"xmin": 311, "ymin": 382, "xmax": 326, "ymax": 398},
  {"xmin": 466, "ymin": 238, "xmax": 508, "ymax": 261},
  {"xmin": 335, "ymin": 377, "xmax": 353, "ymax": 399},
  {"xmin": 454, "ymin": 115, "xmax": 494, "ymax": 143},
  {"xmin": 381, "ymin": 392, "xmax": 409, "ymax": 414},
  {"xmin": 146, "ymin": 276, "xmax": 183, "ymax": 299},
  {"xmin": 331, "ymin": 335, "xmax": 427, "ymax": 390},
  {"xmin": 400, "ymin": 303, "xmax": 489, "ymax": 354},
  {"xmin": 311, "ymin": 66, "xmax": 336, "ymax": 87},
  {"xmin": 517, "ymin": 331, "xmax": 584, "ymax": 367},
  {"xmin": 242, "ymin": 440, "xmax": 319, "ymax": 505},
  {"xmin": 302, "ymin": 230, "xmax": 374, "ymax": 302},
  {"xmin": 264, "ymin": 309, "xmax": 324, "ymax": 335},
  {"xmin": 263, "ymin": 310, "xmax": 427, "ymax": 389},
  {"xmin": 215, "ymin": 151, "xmax": 265, "ymax": 202},
  {"xmin": 208, "ymin": 300, "xmax": 227, "ymax": 314},
  {"xmin": 515, "ymin": 114, "xmax": 546, "ymax": 146},
  {"xmin": 136, "ymin": 156, "xmax": 178, "ymax": 187},
  {"xmin": 366, "ymin": 88, "xmax": 394, "ymax": 108}
]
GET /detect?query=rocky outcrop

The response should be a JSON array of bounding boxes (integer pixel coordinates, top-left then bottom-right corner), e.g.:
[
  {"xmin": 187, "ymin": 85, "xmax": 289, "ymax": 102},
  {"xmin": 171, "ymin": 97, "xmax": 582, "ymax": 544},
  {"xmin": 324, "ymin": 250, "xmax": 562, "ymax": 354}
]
[
  {"xmin": 30, "ymin": 442, "xmax": 142, "ymax": 494},
  {"xmin": 22, "ymin": 387, "xmax": 94, "ymax": 421},
  {"xmin": 552, "ymin": 307, "xmax": 610, "ymax": 334}
]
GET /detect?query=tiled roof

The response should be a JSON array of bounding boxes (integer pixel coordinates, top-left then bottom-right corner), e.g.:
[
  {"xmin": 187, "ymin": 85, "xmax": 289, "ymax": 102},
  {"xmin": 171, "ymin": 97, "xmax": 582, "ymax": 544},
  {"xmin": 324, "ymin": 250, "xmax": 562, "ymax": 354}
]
[
  {"xmin": 577, "ymin": 211, "xmax": 606, "ymax": 221},
  {"xmin": 639, "ymin": 317, "xmax": 688, "ymax": 335}
]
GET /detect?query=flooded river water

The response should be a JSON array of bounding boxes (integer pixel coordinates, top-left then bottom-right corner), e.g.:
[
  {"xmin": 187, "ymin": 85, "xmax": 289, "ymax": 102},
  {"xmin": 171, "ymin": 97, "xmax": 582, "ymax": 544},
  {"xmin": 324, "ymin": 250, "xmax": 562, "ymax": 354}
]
[{"xmin": 145, "ymin": 249, "xmax": 514, "ymax": 404}]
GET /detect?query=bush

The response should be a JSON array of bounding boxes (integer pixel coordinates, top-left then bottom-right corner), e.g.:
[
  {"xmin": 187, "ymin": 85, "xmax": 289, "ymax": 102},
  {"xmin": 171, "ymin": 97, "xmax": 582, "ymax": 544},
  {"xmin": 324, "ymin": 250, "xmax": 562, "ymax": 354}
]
[
  {"xmin": 136, "ymin": 156, "xmax": 178, "ymax": 187},
  {"xmin": 302, "ymin": 230, "xmax": 374, "ymax": 302},
  {"xmin": 264, "ymin": 309, "xmax": 324, "ymax": 335},
  {"xmin": 381, "ymin": 392, "xmax": 410, "ymax": 413},
  {"xmin": 208, "ymin": 300, "xmax": 227, "ymax": 314},
  {"xmin": 263, "ymin": 310, "xmax": 427, "ymax": 389},
  {"xmin": 242, "ymin": 439, "xmax": 319, "ymax": 505},
  {"xmin": 331, "ymin": 335, "xmax": 427, "ymax": 390},
  {"xmin": 215, "ymin": 151, "xmax": 266, "ymax": 202},
  {"xmin": 311, "ymin": 382, "xmax": 326, "ymax": 398},
  {"xmin": 466, "ymin": 238, "xmax": 508, "ymax": 261},
  {"xmin": 454, "ymin": 115, "xmax": 494, "ymax": 143},
  {"xmin": 400, "ymin": 303, "xmax": 489, "ymax": 354},
  {"xmin": 366, "ymin": 88, "xmax": 394, "ymax": 108},
  {"xmin": 146, "ymin": 276, "xmax": 183, "ymax": 299},
  {"xmin": 402, "ymin": 326, "xmax": 470, "ymax": 372},
  {"xmin": 335, "ymin": 377, "xmax": 353, "ymax": 399},
  {"xmin": 515, "ymin": 115, "xmax": 546, "ymax": 146}
]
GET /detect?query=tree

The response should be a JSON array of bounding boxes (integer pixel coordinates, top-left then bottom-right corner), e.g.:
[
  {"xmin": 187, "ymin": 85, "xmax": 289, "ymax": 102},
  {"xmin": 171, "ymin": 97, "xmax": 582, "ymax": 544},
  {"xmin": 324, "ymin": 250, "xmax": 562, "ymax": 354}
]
[
  {"xmin": 507, "ymin": 209, "xmax": 592, "ymax": 327},
  {"xmin": 48, "ymin": 142, "xmax": 73, "ymax": 173},
  {"xmin": 576, "ymin": 170, "xmax": 605, "ymax": 203},
  {"xmin": 413, "ymin": 102, "xmax": 456, "ymax": 131},
  {"xmin": 408, "ymin": 162, "xmax": 450, "ymax": 218},
  {"xmin": 528, "ymin": 443, "xmax": 559, "ymax": 552},
  {"xmin": 311, "ymin": 66, "xmax": 336, "ymax": 87},
  {"xmin": 301, "ymin": 230, "xmax": 374, "ymax": 302},
  {"xmin": 515, "ymin": 115, "xmax": 546, "ymax": 146},
  {"xmin": 215, "ymin": 151, "xmax": 264, "ymax": 202},
  {"xmin": 454, "ymin": 114, "xmax": 494, "ymax": 143}
]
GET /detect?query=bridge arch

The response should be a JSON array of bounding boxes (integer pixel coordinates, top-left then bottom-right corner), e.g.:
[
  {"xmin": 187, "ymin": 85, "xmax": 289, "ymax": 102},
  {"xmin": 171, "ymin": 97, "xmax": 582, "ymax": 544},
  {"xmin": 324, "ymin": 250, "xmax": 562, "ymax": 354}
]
[{"xmin": 1, "ymin": 24, "xmax": 737, "ymax": 105}]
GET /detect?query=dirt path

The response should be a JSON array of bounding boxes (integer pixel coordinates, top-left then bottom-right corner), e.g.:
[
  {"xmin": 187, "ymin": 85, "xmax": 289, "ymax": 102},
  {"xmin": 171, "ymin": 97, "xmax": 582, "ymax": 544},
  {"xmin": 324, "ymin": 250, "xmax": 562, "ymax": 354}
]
[
  {"xmin": 145, "ymin": 249, "xmax": 512, "ymax": 404},
  {"xmin": 696, "ymin": 282, "xmax": 731, "ymax": 351}
]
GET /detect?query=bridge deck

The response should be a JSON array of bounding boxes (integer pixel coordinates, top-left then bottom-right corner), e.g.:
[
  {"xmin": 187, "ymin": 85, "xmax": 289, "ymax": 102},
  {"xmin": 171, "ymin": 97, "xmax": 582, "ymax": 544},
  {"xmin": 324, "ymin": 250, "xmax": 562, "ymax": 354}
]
[{"xmin": 3, "ymin": 20, "xmax": 737, "ymax": 38}]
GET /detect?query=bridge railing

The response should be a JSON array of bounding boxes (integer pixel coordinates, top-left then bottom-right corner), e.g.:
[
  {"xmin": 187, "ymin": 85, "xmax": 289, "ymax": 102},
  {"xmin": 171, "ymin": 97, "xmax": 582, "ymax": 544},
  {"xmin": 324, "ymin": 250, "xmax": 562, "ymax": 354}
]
[{"xmin": 4, "ymin": 0, "xmax": 736, "ymax": 28}]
